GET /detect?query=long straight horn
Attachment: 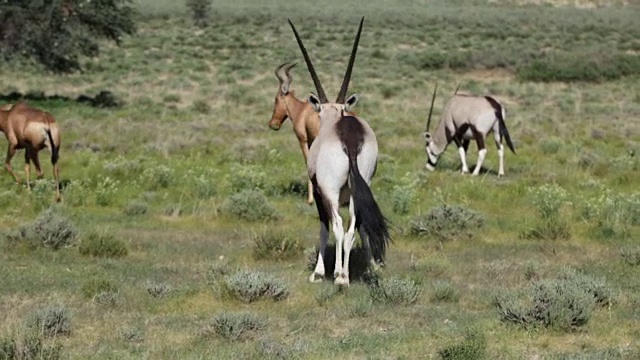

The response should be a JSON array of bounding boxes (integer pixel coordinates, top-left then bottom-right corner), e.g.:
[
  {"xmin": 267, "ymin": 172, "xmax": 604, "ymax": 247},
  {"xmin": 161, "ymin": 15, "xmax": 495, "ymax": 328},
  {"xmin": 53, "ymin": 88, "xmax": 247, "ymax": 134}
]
[
  {"xmin": 288, "ymin": 19, "xmax": 328, "ymax": 103},
  {"xmin": 336, "ymin": 17, "xmax": 364, "ymax": 104},
  {"xmin": 426, "ymin": 83, "xmax": 438, "ymax": 132}
]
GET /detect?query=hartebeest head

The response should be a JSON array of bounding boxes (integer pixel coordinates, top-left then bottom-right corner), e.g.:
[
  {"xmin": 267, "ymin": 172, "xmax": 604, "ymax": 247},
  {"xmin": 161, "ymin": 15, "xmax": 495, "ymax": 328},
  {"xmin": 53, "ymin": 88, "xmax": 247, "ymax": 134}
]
[
  {"xmin": 288, "ymin": 17, "xmax": 363, "ymax": 121},
  {"xmin": 269, "ymin": 62, "xmax": 298, "ymax": 130}
]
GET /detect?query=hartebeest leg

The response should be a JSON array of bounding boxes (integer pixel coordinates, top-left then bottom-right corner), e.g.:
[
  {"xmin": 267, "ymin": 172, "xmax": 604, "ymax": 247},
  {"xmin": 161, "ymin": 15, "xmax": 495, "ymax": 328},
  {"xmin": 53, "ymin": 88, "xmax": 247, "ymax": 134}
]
[
  {"xmin": 472, "ymin": 129, "xmax": 486, "ymax": 176},
  {"xmin": 4, "ymin": 144, "xmax": 20, "ymax": 183},
  {"xmin": 53, "ymin": 160, "xmax": 61, "ymax": 202},
  {"xmin": 24, "ymin": 149, "xmax": 33, "ymax": 191},
  {"xmin": 298, "ymin": 139, "xmax": 314, "ymax": 205}
]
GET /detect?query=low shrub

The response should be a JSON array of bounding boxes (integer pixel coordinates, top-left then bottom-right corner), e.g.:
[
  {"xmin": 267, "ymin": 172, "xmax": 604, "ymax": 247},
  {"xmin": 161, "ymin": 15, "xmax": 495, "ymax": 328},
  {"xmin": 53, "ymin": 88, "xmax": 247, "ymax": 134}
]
[
  {"xmin": 82, "ymin": 277, "xmax": 117, "ymax": 299},
  {"xmin": 202, "ymin": 312, "xmax": 266, "ymax": 341},
  {"xmin": 221, "ymin": 270, "xmax": 289, "ymax": 302},
  {"xmin": 410, "ymin": 204, "xmax": 484, "ymax": 242},
  {"xmin": 369, "ymin": 276, "xmax": 421, "ymax": 305},
  {"xmin": 78, "ymin": 232, "xmax": 128, "ymax": 258},
  {"xmin": 4, "ymin": 207, "xmax": 77, "ymax": 250},
  {"xmin": 438, "ymin": 327, "xmax": 487, "ymax": 360},
  {"xmin": 27, "ymin": 306, "xmax": 72, "ymax": 338},
  {"xmin": 144, "ymin": 280, "xmax": 171, "ymax": 299},
  {"xmin": 252, "ymin": 229, "xmax": 302, "ymax": 261},
  {"xmin": 0, "ymin": 334, "xmax": 62, "ymax": 360},
  {"xmin": 122, "ymin": 200, "xmax": 148, "ymax": 216},
  {"xmin": 621, "ymin": 246, "xmax": 640, "ymax": 266},
  {"xmin": 221, "ymin": 190, "xmax": 279, "ymax": 221},
  {"xmin": 431, "ymin": 280, "xmax": 460, "ymax": 303},
  {"xmin": 94, "ymin": 177, "xmax": 119, "ymax": 206},
  {"xmin": 521, "ymin": 184, "xmax": 571, "ymax": 240}
]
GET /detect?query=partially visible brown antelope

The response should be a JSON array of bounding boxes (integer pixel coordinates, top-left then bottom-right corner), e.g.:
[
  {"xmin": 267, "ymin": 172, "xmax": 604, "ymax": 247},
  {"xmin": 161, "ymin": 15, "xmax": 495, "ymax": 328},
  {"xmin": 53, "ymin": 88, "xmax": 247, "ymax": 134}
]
[
  {"xmin": 424, "ymin": 85, "xmax": 515, "ymax": 176},
  {"xmin": 289, "ymin": 17, "xmax": 390, "ymax": 287},
  {"xmin": 269, "ymin": 62, "xmax": 320, "ymax": 204},
  {"xmin": 0, "ymin": 101, "xmax": 61, "ymax": 201}
]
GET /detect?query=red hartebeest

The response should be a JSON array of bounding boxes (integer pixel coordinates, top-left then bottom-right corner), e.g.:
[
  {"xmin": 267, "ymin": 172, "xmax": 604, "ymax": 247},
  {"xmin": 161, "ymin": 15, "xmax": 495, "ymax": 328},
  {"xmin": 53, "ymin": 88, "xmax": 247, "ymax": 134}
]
[
  {"xmin": 269, "ymin": 62, "xmax": 320, "ymax": 204},
  {"xmin": 0, "ymin": 102, "xmax": 61, "ymax": 202}
]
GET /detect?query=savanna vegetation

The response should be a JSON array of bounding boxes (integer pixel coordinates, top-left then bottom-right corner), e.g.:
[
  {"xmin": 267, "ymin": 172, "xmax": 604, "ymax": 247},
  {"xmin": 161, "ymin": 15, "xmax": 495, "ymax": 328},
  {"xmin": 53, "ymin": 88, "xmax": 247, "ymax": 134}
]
[{"xmin": 0, "ymin": 0, "xmax": 639, "ymax": 358}]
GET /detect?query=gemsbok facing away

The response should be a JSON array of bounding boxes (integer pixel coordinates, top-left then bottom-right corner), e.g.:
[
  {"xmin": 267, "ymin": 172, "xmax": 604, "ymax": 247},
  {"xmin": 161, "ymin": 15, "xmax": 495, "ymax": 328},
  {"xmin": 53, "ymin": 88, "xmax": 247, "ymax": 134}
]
[
  {"xmin": 289, "ymin": 17, "xmax": 390, "ymax": 286},
  {"xmin": 269, "ymin": 61, "xmax": 320, "ymax": 204},
  {"xmin": 0, "ymin": 101, "xmax": 62, "ymax": 202},
  {"xmin": 424, "ymin": 86, "xmax": 515, "ymax": 176}
]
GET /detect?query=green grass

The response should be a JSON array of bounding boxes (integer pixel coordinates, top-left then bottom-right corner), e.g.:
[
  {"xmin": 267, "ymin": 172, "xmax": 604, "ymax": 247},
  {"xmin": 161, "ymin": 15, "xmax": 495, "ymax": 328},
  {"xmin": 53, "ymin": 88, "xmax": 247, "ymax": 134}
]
[{"xmin": 0, "ymin": 0, "xmax": 639, "ymax": 358}]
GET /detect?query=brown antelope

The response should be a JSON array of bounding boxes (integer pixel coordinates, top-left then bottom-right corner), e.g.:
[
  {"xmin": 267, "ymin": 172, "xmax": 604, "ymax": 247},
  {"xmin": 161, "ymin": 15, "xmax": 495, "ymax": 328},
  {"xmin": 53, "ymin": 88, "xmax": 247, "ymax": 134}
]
[
  {"xmin": 289, "ymin": 17, "xmax": 390, "ymax": 286},
  {"xmin": 0, "ymin": 101, "xmax": 61, "ymax": 201},
  {"xmin": 424, "ymin": 85, "xmax": 515, "ymax": 176},
  {"xmin": 268, "ymin": 62, "xmax": 320, "ymax": 204}
]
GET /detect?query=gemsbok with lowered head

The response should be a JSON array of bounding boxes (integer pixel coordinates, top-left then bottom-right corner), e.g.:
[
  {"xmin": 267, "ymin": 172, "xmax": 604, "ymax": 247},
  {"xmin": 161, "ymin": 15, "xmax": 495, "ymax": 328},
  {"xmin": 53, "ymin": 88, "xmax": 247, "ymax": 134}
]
[
  {"xmin": 424, "ymin": 85, "xmax": 515, "ymax": 176},
  {"xmin": 269, "ymin": 61, "xmax": 320, "ymax": 204},
  {"xmin": 0, "ymin": 101, "xmax": 61, "ymax": 202},
  {"xmin": 289, "ymin": 17, "xmax": 390, "ymax": 286}
]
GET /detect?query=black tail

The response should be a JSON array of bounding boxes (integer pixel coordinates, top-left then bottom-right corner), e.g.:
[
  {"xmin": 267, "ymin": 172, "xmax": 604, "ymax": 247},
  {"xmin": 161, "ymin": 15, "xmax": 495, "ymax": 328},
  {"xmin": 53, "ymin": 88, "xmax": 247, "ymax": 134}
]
[
  {"xmin": 348, "ymin": 154, "xmax": 390, "ymax": 265},
  {"xmin": 484, "ymin": 96, "xmax": 515, "ymax": 154},
  {"xmin": 45, "ymin": 128, "xmax": 59, "ymax": 164}
]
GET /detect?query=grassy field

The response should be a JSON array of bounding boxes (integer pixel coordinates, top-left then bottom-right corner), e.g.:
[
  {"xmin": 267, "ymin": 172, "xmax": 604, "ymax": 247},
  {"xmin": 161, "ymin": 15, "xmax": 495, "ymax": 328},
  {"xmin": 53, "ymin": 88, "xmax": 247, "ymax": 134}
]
[{"xmin": 0, "ymin": 0, "xmax": 639, "ymax": 359}]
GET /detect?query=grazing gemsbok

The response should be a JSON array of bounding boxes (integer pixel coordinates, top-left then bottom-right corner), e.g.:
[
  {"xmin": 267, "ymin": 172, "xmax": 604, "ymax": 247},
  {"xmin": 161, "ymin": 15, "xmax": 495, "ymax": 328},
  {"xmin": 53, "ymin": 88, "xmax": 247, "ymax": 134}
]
[
  {"xmin": 289, "ymin": 17, "xmax": 390, "ymax": 286},
  {"xmin": 0, "ymin": 101, "xmax": 62, "ymax": 202},
  {"xmin": 424, "ymin": 86, "xmax": 515, "ymax": 176},
  {"xmin": 269, "ymin": 61, "xmax": 320, "ymax": 204}
]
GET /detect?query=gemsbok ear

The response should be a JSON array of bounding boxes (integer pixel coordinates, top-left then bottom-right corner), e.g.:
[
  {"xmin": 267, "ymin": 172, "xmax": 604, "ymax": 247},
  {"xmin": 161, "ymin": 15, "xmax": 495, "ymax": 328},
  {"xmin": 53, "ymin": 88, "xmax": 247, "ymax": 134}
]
[
  {"xmin": 308, "ymin": 93, "xmax": 322, "ymax": 112},
  {"xmin": 345, "ymin": 94, "xmax": 359, "ymax": 111}
]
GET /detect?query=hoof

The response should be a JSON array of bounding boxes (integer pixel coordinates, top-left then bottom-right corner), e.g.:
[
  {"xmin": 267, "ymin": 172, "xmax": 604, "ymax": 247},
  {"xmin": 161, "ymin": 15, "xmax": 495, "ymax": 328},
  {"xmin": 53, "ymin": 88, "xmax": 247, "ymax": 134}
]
[
  {"xmin": 309, "ymin": 272, "xmax": 324, "ymax": 283},
  {"xmin": 306, "ymin": 198, "xmax": 314, "ymax": 205},
  {"xmin": 334, "ymin": 274, "xmax": 349, "ymax": 287}
]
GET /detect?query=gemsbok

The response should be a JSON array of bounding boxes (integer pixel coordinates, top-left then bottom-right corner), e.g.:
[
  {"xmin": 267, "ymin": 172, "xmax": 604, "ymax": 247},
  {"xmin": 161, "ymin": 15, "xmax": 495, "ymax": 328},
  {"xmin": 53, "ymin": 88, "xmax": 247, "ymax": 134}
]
[
  {"xmin": 424, "ymin": 86, "xmax": 515, "ymax": 176},
  {"xmin": 268, "ymin": 61, "xmax": 320, "ymax": 204},
  {"xmin": 0, "ymin": 101, "xmax": 62, "ymax": 202},
  {"xmin": 289, "ymin": 17, "xmax": 390, "ymax": 286}
]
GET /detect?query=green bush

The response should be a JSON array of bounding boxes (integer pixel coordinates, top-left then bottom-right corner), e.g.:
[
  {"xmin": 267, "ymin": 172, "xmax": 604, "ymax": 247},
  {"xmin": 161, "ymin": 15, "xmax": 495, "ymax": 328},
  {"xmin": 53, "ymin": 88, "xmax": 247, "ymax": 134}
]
[
  {"xmin": 252, "ymin": 229, "xmax": 302, "ymax": 261},
  {"xmin": 410, "ymin": 204, "xmax": 484, "ymax": 242},
  {"xmin": 27, "ymin": 306, "xmax": 72, "ymax": 338},
  {"xmin": 122, "ymin": 200, "xmax": 148, "ymax": 216},
  {"xmin": 438, "ymin": 327, "xmax": 486, "ymax": 360},
  {"xmin": 621, "ymin": 246, "xmax": 640, "ymax": 266},
  {"xmin": 431, "ymin": 281, "xmax": 460, "ymax": 303},
  {"xmin": 221, "ymin": 270, "xmax": 289, "ymax": 303},
  {"xmin": 4, "ymin": 207, "xmax": 77, "ymax": 250},
  {"xmin": 94, "ymin": 177, "xmax": 119, "ymax": 206},
  {"xmin": 78, "ymin": 232, "xmax": 128, "ymax": 258},
  {"xmin": 0, "ymin": 334, "xmax": 62, "ymax": 360},
  {"xmin": 581, "ymin": 188, "xmax": 639, "ymax": 239},
  {"xmin": 521, "ymin": 184, "xmax": 571, "ymax": 240},
  {"xmin": 369, "ymin": 276, "xmax": 421, "ymax": 305},
  {"xmin": 202, "ymin": 312, "xmax": 266, "ymax": 341},
  {"xmin": 493, "ymin": 271, "xmax": 611, "ymax": 331},
  {"xmin": 221, "ymin": 190, "xmax": 279, "ymax": 221},
  {"xmin": 82, "ymin": 277, "xmax": 117, "ymax": 299},
  {"xmin": 186, "ymin": 0, "xmax": 212, "ymax": 28}
]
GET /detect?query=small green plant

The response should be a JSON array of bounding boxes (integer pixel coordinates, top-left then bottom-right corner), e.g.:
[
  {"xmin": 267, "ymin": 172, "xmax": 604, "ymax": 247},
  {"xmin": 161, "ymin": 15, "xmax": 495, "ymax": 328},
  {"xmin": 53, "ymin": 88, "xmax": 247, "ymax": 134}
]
[
  {"xmin": 123, "ymin": 200, "xmax": 148, "ymax": 216},
  {"xmin": 252, "ymin": 229, "xmax": 302, "ymax": 261},
  {"xmin": 581, "ymin": 187, "xmax": 638, "ymax": 239},
  {"xmin": 144, "ymin": 280, "xmax": 171, "ymax": 299},
  {"xmin": 314, "ymin": 284, "xmax": 340, "ymax": 306},
  {"xmin": 141, "ymin": 165, "xmax": 174, "ymax": 190},
  {"xmin": 369, "ymin": 276, "xmax": 421, "ymax": 305},
  {"xmin": 410, "ymin": 204, "xmax": 484, "ymax": 242},
  {"xmin": 78, "ymin": 232, "xmax": 128, "ymax": 258},
  {"xmin": 27, "ymin": 306, "xmax": 72, "ymax": 338},
  {"xmin": 186, "ymin": 0, "xmax": 212, "ymax": 28},
  {"xmin": 95, "ymin": 177, "xmax": 119, "ymax": 206},
  {"xmin": 390, "ymin": 173, "xmax": 419, "ymax": 215},
  {"xmin": 228, "ymin": 165, "xmax": 269, "ymax": 193},
  {"xmin": 202, "ymin": 312, "xmax": 266, "ymax": 341},
  {"xmin": 521, "ymin": 184, "xmax": 571, "ymax": 240},
  {"xmin": 431, "ymin": 280, "xmax": 460, "ymax": 303},
  {"xmin": 62, "ymin": 180, "xmax": 90, "ymax": 207},
  {"xmin": 221, "ymin": 190, "xmax": 279, "ymax": 221},
  {"xmin": 82, "ymin": 277, "xmax": 117, "ymax": 299},
  {"xmin": 221, "ymin": 270, "xmax": 289, "ymax": 302},
  {"xmin": 192, "ymin": 99, "xmax": 211, "ymax": 114},
  {"xmin": 438, "ymin": 327, "xmax": 487, "ymax": 360},
  {"xmin": 621, "ymin": 246, "xmax": 640, "ymax": 266}
]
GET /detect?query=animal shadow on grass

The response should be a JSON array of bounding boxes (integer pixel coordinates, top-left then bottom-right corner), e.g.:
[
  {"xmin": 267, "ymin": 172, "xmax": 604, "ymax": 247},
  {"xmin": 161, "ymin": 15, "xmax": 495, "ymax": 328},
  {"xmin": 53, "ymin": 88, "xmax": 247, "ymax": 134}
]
[{"xmin": 308, "ymin": 244, "xmax": 375, "ymax": 283}]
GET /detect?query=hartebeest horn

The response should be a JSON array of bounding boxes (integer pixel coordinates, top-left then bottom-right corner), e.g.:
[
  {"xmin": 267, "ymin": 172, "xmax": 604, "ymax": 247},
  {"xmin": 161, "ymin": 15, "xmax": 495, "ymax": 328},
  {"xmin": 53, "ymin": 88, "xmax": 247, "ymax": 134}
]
[
  {"xmin": 336, "ymin": 17, "xmax": 364, "ymax": 104},
  {"xmin": 426, "ymin": 83, "xmax": 438, "ymax": 132},
  {"xmin": 275, "ymin": 62, "xmax": 296, "ymax": 94},
  {"xmin": 288, "ymin": 19, "xmax": 328, "ymax": 104}
]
